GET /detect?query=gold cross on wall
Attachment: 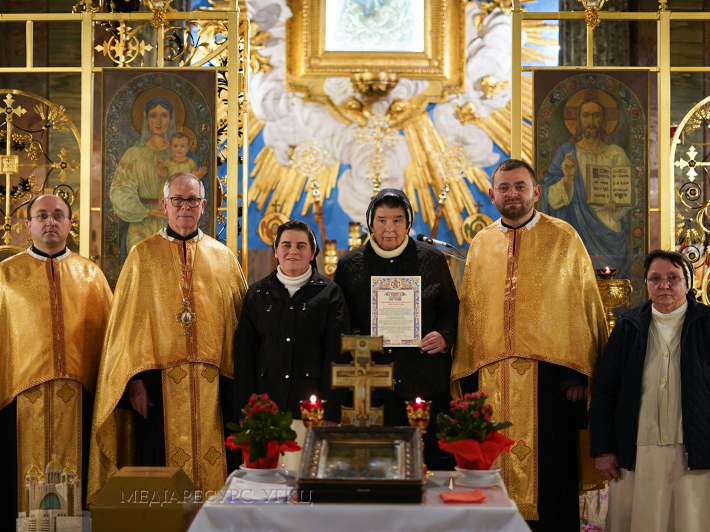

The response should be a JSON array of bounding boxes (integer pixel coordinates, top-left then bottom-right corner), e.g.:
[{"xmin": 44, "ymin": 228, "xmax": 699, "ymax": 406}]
[
  {"xmin": 27, "ymin": 148, "xmax": 80, "ymax": 184},
  {"xmin": 332, "ymin": 336, "xmax": 393, "ymax": 427},
  {"xmin": 2, "ymin": 94, "xmax": 27, "ymax": 245},
  {"xmin": 674, "ymin": 145, "xmax": 710, "ymax": 182}
]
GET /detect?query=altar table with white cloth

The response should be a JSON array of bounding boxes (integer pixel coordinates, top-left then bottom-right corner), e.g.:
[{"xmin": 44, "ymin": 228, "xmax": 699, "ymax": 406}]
[{"xmin": 188, "ymin": 471, "xmax": 531, "ymax": 532}]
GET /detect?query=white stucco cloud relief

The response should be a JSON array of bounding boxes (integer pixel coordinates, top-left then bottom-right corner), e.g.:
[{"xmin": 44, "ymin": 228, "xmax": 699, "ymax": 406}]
[{"xmin": 247, "ymin": 0, "xmax": 510, "ymax": 223}]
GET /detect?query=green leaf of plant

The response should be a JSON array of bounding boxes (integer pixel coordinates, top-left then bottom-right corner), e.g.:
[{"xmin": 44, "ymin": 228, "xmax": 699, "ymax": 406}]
[{"xmin": 249, "ymin": 439, "xmax": 267, "ymax": 463}]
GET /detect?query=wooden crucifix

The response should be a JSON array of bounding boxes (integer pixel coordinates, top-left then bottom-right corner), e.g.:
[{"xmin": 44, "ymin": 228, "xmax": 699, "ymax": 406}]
[{"xmin": 332, "ymin": 336, "xmax": 393, "ymax": 427}]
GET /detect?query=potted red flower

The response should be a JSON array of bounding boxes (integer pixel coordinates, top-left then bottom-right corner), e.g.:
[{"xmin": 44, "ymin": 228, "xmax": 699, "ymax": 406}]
[
  {"xmin": 225, "ymin": 393, "xmax": 301, "ymax": 469},
  {"xmin": 436, "ymin": 391, "xmax": 514, "ymax": 470}
]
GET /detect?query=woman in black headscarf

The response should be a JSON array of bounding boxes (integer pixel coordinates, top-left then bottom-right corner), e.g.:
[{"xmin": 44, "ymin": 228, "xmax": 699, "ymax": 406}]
[
  {"xmin": 234, "ymin": 219, "xmax": 350, "ymax": 420},
  {"xmin": 334, "ymin": 189, "xmax": 460, "ymax": 470}
]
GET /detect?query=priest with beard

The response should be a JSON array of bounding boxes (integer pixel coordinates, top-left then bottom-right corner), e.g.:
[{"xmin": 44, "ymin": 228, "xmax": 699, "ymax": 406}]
[
  {"xmin": 88, "ymin": 172, "xmax": 247, "ymax": 503},
  {"xmin": 0, "ymin": 195, "xmax": 112, "ymax": 528},
  {"xmin": 451, "ymin": 159, "xmax": 608, "ymax": 530}
]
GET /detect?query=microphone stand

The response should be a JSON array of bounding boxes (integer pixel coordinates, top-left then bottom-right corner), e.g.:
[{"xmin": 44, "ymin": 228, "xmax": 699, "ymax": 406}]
[{"xmin": 419, "ymin": 241, "xmax": 467, "ymax": 262}]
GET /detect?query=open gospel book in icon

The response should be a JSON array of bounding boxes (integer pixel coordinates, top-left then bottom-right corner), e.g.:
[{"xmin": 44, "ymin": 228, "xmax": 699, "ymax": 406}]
[{"xmin": 585, "ymin": 165, "xmax": 634, "ymax": 207}]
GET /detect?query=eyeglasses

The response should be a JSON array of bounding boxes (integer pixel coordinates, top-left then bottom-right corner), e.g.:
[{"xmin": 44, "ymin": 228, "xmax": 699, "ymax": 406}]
[
  {"xmin": 31, "ymin": 213, "xmax": 68, "ymax": 223},
  {"xmin": 169, "ymin": 197, "xmax": 203, "ymax": 208},
  {"xmin": 493, "ymin": 184, "xmax": 532, "ymax": 193},
  {"xmin": 646, "ymin": 275, "xmax": 684, "ymax": 287}
]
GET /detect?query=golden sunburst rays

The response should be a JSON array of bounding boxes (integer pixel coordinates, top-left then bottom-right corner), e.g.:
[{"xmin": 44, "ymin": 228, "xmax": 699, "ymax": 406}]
[
  {"xmin": 521, "ymin": 19, "xmax": 559, "ymax": 64},
  {"xmin": 473, "ymin": 0, "xmax": 558, "ymax": 64},
  {"xmin": 472, "ymin": 74, "xmax": 535, "ymax": 165},
  {"xmin": 248, "ymin": 147, "xmax": 339, "ymax": 219},
  {"xmin": 216, "ymin": 103, "xmax": 265, "ymax": 164},
  {"xmin": 246, "ymin": 107, "xmax": 266, "ymax": 142},
  {"xmin": 403, "ymin": 112, "xmax": 488, "ymax": 246},
  {"xmin": 244, "ymin": 1, "xmax": 555, "ymax": 238},
  {"xmin": 466, "ymin": 1, "xmax": 557, "ymax": 163}
]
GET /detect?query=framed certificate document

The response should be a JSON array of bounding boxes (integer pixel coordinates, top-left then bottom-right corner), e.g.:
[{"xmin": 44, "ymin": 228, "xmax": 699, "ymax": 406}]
[{"xmin": 371, "ymin": 276, "xmax": 422, "ymax": 347}]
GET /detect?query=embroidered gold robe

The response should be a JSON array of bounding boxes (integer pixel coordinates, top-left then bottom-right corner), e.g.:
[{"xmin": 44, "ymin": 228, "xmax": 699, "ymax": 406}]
[
  {"xmin": 87, "ymin": 229, "xmax": 247, "ymax": 503},
  {"xmin": 0, "ymin": 249, "xmax": 112, "ymax": 517},
  {"xmin": 451, "ymin": 212, "xmax": 608, "ymax": 521}
]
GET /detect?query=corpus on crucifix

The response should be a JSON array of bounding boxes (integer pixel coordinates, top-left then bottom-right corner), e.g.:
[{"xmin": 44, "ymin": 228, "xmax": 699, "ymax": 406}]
[{"xmin": 332, "ymin": 335, "xmax": 393, "ymax": 427}]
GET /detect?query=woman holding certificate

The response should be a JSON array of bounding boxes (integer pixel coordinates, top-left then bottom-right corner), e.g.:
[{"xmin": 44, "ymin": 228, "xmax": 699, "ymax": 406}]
[
  {"xmin": 334, "ymin": 189, "xmax": 460, "ymax": 470},
  {"xmin": 233, "ymin": 220, "xmax": 350, "ymax": 421}
]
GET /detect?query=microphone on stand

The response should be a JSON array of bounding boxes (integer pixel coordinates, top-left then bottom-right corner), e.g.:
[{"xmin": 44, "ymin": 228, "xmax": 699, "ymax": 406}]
[
  {"xmin": 416, "ymin": 234, "xmax": 467, "ymax": 261},
  {"xmin": 416, "ymin": 234, "xmax": 455, "ymax": 248}
]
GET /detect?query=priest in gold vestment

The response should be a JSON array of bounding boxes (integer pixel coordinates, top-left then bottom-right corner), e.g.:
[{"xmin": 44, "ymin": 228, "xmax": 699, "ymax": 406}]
[
  {"xmin": 451, "ymin": 159, "xmax": 608, "ymax": 531},
  {"xmin": 0, "ymin": 195, "xmax": 112, "ymax": 528},
  {"xmin": 87, "ymin": 172, "xmax": 247, "ymax": 503}
]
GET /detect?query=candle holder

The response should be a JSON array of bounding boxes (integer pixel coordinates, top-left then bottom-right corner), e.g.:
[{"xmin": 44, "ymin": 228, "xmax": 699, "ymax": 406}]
[
  {"xmin": 348, "ymin": 222, "xmax": 363, "ymax": 250},
  {"xmin": 405, "ymin": 398, "xmax": 434, "ymax": 476},
  {"xmin": 596, "ymin": 267, "xmax": 618, "ymax": 280},
  {"xmin": 324, "ymin": 239, "xmax": 338, "ymax": 278},
  {"xmin": 300, "ymin": 398, "xmax": 326, "ymax": 428},
  {"xmin": 596, "ymin": 272, "xmax": 633, "ymax": 333}
]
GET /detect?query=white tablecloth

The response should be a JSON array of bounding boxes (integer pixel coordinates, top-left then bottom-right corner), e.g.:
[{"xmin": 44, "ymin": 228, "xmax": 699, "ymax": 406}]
[{"xmin": 189, "ymin": 471, "xmax": 531, "ymax": 532}]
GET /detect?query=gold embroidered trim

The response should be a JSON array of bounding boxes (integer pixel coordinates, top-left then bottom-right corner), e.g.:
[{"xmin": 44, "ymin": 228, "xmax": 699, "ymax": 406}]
[
  {"xmin": 56, "ymin": 382, "xmax": 76, "ymax": 403},
  {"xmin": 511, "ymin": 440, "xmax": 532, "ymax": 461},
  {"xmin": 167, "ymin": 365, "xmax": 187, "ymax": 385},
  {"xmin": 201, "ymin": 365, "xmax": 219, "ymax": 384},
  {"xmin": 171, "ymin": 447, "xmax": 191, "ymax": 467},
  {"xmin": 22, "ymin": 387, "xmax": 42, "ymax": 404},
  {"xmin": 203, "ymin": 446, "xmax": 221, "ymax": 466},
  {"xmin": 511, "ymin": 358, "xmax": 532, "ymax": 376}
]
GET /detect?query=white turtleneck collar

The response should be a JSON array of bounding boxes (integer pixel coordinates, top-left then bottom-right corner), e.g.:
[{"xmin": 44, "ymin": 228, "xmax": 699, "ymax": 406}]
[
  {"xmin": 370, "ymin": 236, "xmax": 409, "ymax": 259},
  {"xmin": 276, "ymin": 265, "xmax": 312, "ymax": 298},
  {"xmin": 652, "ymin": 300, "xmax": 688, "ymax": 345}
]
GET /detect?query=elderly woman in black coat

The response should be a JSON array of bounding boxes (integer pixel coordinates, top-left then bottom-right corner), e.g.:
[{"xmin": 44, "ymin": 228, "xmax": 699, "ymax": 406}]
[
  {"xmin": 334, "ymin": 189, "xmax": 460, "ymax": 470},
  {"xmin": 589, "ymin": 250, "xmax": 710, "ymax": 532},
  {"xmin": 234, "ymin": 220, "xmax": 350, "ymax": 421}
]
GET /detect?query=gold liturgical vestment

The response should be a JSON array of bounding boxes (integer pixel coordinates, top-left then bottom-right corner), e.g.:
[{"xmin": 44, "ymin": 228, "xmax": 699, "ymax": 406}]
[
  {"xmin": 0, "ymin": 249, "xmax": 112, "ymax": 514},
  {"xmin": 87, "ymin": 229, "xmax": 247, "ymax": 503},
  {"xmin": 451, "ymin": 212, "xmax": 608, "ymax": 520}
]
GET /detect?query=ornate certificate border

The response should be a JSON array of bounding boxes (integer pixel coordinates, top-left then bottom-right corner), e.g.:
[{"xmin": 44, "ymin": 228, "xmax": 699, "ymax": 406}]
[{"xmin": 370, "ymin": 276, "xmax": 422, "ymax": 346}]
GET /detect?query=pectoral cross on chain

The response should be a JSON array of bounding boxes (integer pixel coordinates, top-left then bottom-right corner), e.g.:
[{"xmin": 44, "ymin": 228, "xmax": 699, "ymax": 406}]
[{"xmin": 332, "ymin": 336, "xmax": 393, "ymax": 427}]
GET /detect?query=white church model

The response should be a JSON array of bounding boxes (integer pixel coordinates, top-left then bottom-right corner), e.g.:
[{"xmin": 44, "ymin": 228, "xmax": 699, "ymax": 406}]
[{"xmin": 17, "ymin": 454, "xmax": 91, "ymax": 532}]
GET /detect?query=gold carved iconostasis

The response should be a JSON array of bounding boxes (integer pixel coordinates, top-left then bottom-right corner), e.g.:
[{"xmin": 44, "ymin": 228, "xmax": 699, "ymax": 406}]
[{"xmin": 2, "ymin": 0, "xmax": 710, "ymax": 302}]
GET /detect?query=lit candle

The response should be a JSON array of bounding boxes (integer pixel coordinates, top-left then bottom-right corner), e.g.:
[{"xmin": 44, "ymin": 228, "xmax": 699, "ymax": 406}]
[
  {"xmin": 596, "ymin": 266, "xmax": 618, "ymax": 279},
  {"xmin": 300, "ymin": 396, "xmax": 322, "ymax": 413},
  {"xmin": 300, "ymin": 396, "xmax": 325, "ymax": 428},
  {"xmin": 413, "ymin": 397, "xmax": 424, "ymax": 409}
]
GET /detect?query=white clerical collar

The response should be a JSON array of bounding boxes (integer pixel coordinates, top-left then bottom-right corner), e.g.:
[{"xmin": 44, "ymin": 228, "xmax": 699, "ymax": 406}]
[
  {"xmin": 159, "ymin": 227, "xmax": 204, "ymax": 243},
  {"xmin": 497, "ymin": 210, "xmax": 540, "ymax": 233},
  {"xmin": 27, "ymin": 247, "xmax": 71, "ymax": 262}
]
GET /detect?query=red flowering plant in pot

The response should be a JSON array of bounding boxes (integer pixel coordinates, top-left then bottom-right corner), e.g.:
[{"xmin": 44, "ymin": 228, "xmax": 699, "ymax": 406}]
[
  {"xmin": 225, "ymin": 394, "xmax": 301, "ymax": 469},
  {"xmin": 436, "ymin": 392, "xmax": 515, "ymax": 470}
]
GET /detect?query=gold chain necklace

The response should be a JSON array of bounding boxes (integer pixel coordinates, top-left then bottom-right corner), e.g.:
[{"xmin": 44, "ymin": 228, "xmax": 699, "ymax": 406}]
[{"xmin": 171, "ymin": 238, "xmax": 198, "ymax": 336}]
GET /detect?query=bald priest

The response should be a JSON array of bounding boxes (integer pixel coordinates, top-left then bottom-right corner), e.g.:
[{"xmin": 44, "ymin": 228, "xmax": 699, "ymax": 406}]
[{"xmin": 0, "ymin": 195, "xmax": 112, "ymax": 528}]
